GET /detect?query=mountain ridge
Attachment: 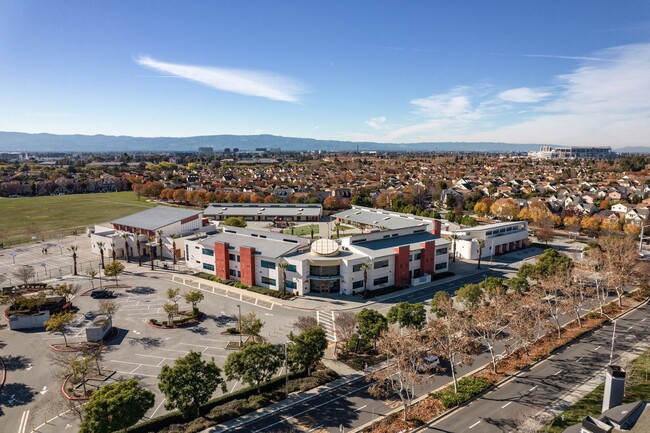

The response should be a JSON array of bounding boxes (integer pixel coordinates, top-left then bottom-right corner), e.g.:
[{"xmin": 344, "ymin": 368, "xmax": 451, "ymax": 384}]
[{"xmin": 0, "ymin": 131, "xmax": 647, "ymax": 153}]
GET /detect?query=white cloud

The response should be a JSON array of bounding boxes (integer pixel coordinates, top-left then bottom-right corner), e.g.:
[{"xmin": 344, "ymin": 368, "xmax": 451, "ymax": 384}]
[
  {"xmin": 136, "ymin": 55, "xmax": 306, "ymax": 102},
  {"xmin": 350, "ymin": 43, "xmax": 650, "ymax": 147},
  {"xmin": 524, "ymin": 54, "xmax": 610, "ymax": 62},
  {"xmin": 498, "ymin": 87, "xmax": 551, "ymax": 103},
  {"xmin": 365, "ymin": 116, "xmax": 387, "ymax": 129}
]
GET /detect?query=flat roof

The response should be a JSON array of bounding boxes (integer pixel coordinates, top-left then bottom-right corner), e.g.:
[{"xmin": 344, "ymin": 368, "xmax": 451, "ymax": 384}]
[
  {"xmin": 347, "ymin": 232, "xmax": 449, "ymax": 259},
  {"xmin": 204, "ymin": 203, "xmax": 322, "ymax": 218},
  {"xmin": 334, "ymin": 206, "xmax": 433, "ymax": 230},
  {"xmin": 448, "ymin": 220, "xmax": 527, "ymax": 234},
  {"xmin": 111, "ymin": 206, "xmax": 202, "ymax": 232},
  {"xmin": 197, "ymin": 228, "xmax": 308, "ymax": 259}
]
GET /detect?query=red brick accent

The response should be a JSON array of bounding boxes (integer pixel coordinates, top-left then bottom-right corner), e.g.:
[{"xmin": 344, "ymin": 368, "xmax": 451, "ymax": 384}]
[
  {"xmin": 240, "ymin": 246, "xmax": 256, "ymax": 286},
  {"xmin": 431, "ymin": 220, "xmax": 442, "ymax": 236},
  {"xmin": 214, "ymin": 242, "xmax": 229, "ymax": 280},
  {"xmin": 419, "ymin": 241, "xmax": 435, "ymax": 275},
  {"xmin": 181, "ymin": 215, "xmax": 198, "ymax": 224},
  {"xmin": 393, "ymin": 245, "xmax": 410, "ymax": 288}
]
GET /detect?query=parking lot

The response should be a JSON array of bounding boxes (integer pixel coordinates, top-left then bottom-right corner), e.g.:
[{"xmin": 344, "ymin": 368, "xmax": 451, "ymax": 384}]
[{"xmin": 1, "ymin": 267, "xmax": 313, "ymax": 433}]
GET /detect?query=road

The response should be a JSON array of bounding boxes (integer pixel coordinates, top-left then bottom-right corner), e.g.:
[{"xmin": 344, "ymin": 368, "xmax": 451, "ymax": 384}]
[{"xmin": 422, "ymin": 302, "xmax": 650, "ymax": 433}]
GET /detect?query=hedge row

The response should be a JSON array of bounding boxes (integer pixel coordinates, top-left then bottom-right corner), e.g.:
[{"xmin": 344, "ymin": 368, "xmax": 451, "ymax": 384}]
[
  {"xmin": 124, "ymin": 370, "xmax": 309, "ymax": 433},
  {"xmin": 193, "ymin": 272, "xmax": 294, "ymax": 300},
  {"xmin": 430, "ymin": 376, "xmax": 492, "ymax": 409}
]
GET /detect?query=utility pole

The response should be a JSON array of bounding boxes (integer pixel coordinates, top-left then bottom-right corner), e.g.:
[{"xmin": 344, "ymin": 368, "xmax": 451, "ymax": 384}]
[{"xmin": 237, "ymin": 304, "xmax": 243, "ymax": 348}]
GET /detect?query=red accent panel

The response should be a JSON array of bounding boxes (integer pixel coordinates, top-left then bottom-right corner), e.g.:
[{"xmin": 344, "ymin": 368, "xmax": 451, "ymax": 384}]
[
  {"xmin": 181, "ymin": 215, "xmax": 198, "ymax": 224},
  {"xmin": 419, "ymin": 241, "xmax": 435, "ymax": 275},
  {"xmin": 214, "ymin": 242, "xmax": 229, "ymax": 280},
  {"xmin": 393, "ymin": 245, "xmax": 410, "ymax": 288},
  {"xmin": 240, "ymin": 246, "xmax": 256, "ymax": 286},
  {"xmin": 432, "ymin": 220, "xmax": 442, "ymax": 236}
]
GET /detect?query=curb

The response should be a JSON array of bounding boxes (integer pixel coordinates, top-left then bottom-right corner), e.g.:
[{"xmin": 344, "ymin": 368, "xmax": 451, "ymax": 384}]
[
  {"xmin": 0, "ymin": 356, "xmax": 6, "ymax": 392},
  {"xmin": 61, "ymin": 374, "xmax": 90, "ymax": 401}
]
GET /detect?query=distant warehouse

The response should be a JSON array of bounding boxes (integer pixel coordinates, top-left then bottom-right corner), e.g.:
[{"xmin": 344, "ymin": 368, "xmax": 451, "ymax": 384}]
[
  {"xmin": 204, "ymin": 203, "xmax": 322, "ymax": 224},
  {"xmin": 528, "ymin": 146, "xmax": 613, "ymax": 159}
]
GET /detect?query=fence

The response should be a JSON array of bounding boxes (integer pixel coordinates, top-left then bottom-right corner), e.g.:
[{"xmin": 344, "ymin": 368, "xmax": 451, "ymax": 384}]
[{"xmin": 3, "ymin": 259, "xmax": 102, "ymax": 287}]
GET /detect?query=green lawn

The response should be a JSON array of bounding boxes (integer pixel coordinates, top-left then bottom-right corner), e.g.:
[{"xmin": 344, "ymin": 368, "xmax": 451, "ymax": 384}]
[
  {"xmin": 545, "ymin": 350, "xmax": 650, "ymax": 432},
  {"xmin": 0, "ymin": 192, "xmax": 157, "ymax": 246},
  {"xmin": 283, "ymin": 224, "xmax": 320, "ymax": 236}
]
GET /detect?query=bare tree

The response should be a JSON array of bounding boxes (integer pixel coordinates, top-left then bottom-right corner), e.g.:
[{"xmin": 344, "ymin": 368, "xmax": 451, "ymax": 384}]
[
  {"xmin": 293, "ymin": 316, "xmax": 319, "ymax": 333},
  {"xmin": 85, "ymin": 268, "xmax": 98, "ymax": 290},
  {"xmin": 13, "ymin": 265, "xmax": 35, "ymax": 287},
  {"xmin": 98, "ymin": 300, "xmax": 119, "ymax": 328},
  {"xmin": 600, "ymin": 235, "xmax": 644, "ymax": 306},
  {"xmin": 334, "ymin": 311, "xmax": 357, "ymax": 356},
  {"xmin": 470, "ymin": 295, "xmax": 511, "ymax": 374},
  {"xmin": 68, "ymin": 245, "xmax": 78, "ymax": 275},
  {"xmin": 534, "ymin": 273, "xmax": 566, "ymax": 339},
  {"xmin": 368, "ymin": 327, "xmax": 427, "ymax": 421},
  {"xmin": 561, "ymin": 266, "xmax": 594, "ymax": 328},
  {"xmin": 509, "ymin": 296, "xmax": 548, "ymax": 357}
]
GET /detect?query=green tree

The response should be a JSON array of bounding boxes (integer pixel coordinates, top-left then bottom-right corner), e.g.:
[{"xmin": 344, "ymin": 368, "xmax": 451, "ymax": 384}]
[
  {"xmin": 103, "ymin": 260, "xmax": 125, "ymax": 286},
  {"xmin": 183, "ymin": 289, "xmax": 204, "ymax": 313},
  {"xmin": 79, "ymin": 379, "xmax": 154, "ymax": 433},
  {"xmin": 45, "ymin": 311, "xmax": 76, "ymax": 347},
  {"xmin": 287, "ymin": 326, "xmax": 328, "ymax": 376},
  {"xmin": 456, "ymin": 283, "xmax": 484, "ymax": 310},
  {"xmin": 224, "ymin": 343, "xmax": 283, "ymax": 393},
  {"xmin": 504, "ymin": 276, "xmax": 529, "ymax": 294},
  {"xmin": 430, "ymin": 291, "xmax": 451, "ymax": 318},
  {"xmin": 162, "ymin": 303, "xmax": 179, "ymax": 327},
  {"xmin": 166, "ymin": 287, "xmax": 181, "ymax": 306},
  {"xmin": 350, "ymin": 194, "xmax": 373, "ymax": 207},
  {"xmin": 449, "ymin": 234, "xmax": 459, "ymax": 263},
  {"xmin": 52, "ymin": 283, "xmax": 79, "ymax": 304},
  {"xmin": 158, "ymin": 351, "xmax": 226, "ymax": 418},
  {"xmin": 386, "ymin": 302, "xmax": 427, "ymax": 330},
  {"xmin": 356, "ymin": 308, "xmax": 388, "ymax": 348},
  {"xmin": 222, "ymin": 217, "xmax": 247, "ymax": 228},
  {"xmin": 239, "ymin": 312, "xmax": 264, "ymax": 340}
]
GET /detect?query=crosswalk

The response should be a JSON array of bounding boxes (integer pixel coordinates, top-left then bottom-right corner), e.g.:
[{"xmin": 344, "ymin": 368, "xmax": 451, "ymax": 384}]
[{"xmin": 316, "ymin": 310, "xmax": 337, "ymax": 342}]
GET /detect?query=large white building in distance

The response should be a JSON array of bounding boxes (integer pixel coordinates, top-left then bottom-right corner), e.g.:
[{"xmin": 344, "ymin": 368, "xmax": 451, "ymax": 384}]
[
  {"xmin": 185, "ymin": 206, "xmax": 450, "ymax": 296},
  {"xmin": 528, "ymin": 146, "xmax": 613, "ymax": 159}
]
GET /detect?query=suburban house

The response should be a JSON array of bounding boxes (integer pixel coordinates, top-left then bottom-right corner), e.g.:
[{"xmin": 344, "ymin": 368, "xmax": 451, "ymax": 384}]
[{"xmin": 90, "ymin": 206, "xmax": 206, "ymax": 261}]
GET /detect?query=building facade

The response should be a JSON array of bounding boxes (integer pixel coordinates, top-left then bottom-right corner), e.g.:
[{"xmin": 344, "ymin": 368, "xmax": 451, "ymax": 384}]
[
  {"xmin": 528, "ymin": 146, "xmax": 613, "ymax": 159},
  {"xmin": 204, "ymin": 203, "xmax": 322, "ymax": 224},
  {"xmin": 443, "ymin": 221, "xmax": 529, "ymax": 260}
]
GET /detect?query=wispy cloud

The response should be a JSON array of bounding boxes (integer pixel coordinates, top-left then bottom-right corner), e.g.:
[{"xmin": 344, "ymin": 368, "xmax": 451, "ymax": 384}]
[
  {"xmin": 498, "ymin": 87, "xmax": 551, "ymax": 103},
  {"xmin": 350, "ymin": 43, "xmax": 650, "ymax": 147},
  {"xmin": 136, "ymin": 55, "xmax": 306, "ymax": 102},
  {"xmin": 524, "ymin": 54, "xmax": 610, "ymax": 62},
  {"xmin": 365, "ymin": 116, "xmax": 387, "ymax": 129}
]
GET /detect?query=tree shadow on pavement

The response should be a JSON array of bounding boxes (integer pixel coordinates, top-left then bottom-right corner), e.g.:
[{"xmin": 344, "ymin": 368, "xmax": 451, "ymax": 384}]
[
  {"xmin": 189, "ymin": 326, "xmax": 208, "ymax": 335},
  {"xmin": 126, "ymin": 286, "xmax": 156, "ymax": 295},
  {"xmin": 128, "ymin": 336, "xmax": 163, "ymax": 349},
  {"xmin": 0, "ymin": 382, "xmax": 35, "ymax": 408},
  {"xmin": 2, "ymin": 355, "xmax": 32, "ymax": 371}
]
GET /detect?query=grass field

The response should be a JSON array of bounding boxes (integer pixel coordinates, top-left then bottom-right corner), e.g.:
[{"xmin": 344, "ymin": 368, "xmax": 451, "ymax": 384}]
[
  {"xmin": 0, "ymin": 191, "xmax": 158, "ymax": 246},
  {"xmin": 545, "ymin": 349, "xmax": 650, "ymax": 432}
]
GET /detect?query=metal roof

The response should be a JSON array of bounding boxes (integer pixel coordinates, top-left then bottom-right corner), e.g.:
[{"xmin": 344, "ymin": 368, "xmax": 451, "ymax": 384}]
[
  {"xmin": 111, "ymin": 206, "xmax": 202, "ymax": 232},
  {"xmin": 347, "ymin": 232, "xmax": 449, "ymax": 259},
  {"xmin": 197, "ymin": 228, "xmax": 309, "ymax": 259},
  {"xmin": 334, "ymin": 206, "xmax": 432, "ymax": 230},
  {"xmin": 204, "ymin": 203, "xmax": 322, "ymax": 218}
]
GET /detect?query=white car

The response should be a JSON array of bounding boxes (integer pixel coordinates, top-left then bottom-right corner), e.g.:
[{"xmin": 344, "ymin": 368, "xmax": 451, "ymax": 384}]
[{"xmin": 417, "ymin": 354, "xmax": 441, "ymax": 373}]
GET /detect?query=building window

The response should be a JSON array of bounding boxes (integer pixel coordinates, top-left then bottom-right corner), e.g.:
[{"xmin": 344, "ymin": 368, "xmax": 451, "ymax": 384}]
[
  {"xmin": 202, "ymin": 248, "xmax": 214, "ymax": 256},
  {"xmin": 373, "ymin": 276, "xmax": 389, "ymax": 286},
  {"xmin": 261, "ymin": 260, "xmax": 276, "ymax": 269},
  {"xmin": 286, "ymin": 281, "xmax": 296, "ymax": 289},
  {"xmin": 374, "ymin": 260, "xmax": 389, "ymax": 269},
  {"xmin": 435, "ymin": 262, "xmax": 447, "ymax": 270},
  {"xmin": 287, "ymin": 264, "xmax": 297, "ymax": 273},
  {"xmin": 414, "ymin": 252, "xmax": 421, "ymax": 260},
  {"xmin": 352, "ymin": 263, "xmax": 362, "ymax": 272},
  {"xmin": 229, "ymin": 253, "xmax": 236, "ymax": 261},
  {"xmin": 202, "ymin": 263, "xmax": 215, "ymax": 271},
  {"xmin": 353, "ymin": 281, "xmax": 364, "ymax": 289},
  {"xmin": 261, "ymin": 276, "xmax": 276, "ymax": 286},
  {"xmin": 436, "ymin": 248, "xmax": 448, "ymax": 256},
  {"xmin": 229, "ymin": 269, "xmax": 237, "ymax": 277}
]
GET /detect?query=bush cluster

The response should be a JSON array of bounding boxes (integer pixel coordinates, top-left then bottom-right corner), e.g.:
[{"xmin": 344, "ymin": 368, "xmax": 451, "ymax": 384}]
[
  {"xmin": 431, "ymin": 377, "xmax": 492, "ymax": 409},
  {"xmin": 193, "ymin": 272, "xmax": 294, "ymax": 300}
]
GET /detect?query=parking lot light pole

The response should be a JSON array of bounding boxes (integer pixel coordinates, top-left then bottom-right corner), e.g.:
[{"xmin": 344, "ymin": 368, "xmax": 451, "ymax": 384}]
[
  {"xmin": 237, "ymin": 304, "xmax": 243, "ymax": 347},
  {"xmin": 99, "ymin": 263, "xmax": 103, "ymax": 289}
]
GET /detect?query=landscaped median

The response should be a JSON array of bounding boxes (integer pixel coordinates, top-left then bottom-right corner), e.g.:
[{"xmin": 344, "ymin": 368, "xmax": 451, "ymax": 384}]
[
  {"xmin": 193, "ymin": 272, "xmax": 295, "ymax": 300},
  {"xmin": 353, "ymin": 295, "xmax": 647, "ymax": 433}
]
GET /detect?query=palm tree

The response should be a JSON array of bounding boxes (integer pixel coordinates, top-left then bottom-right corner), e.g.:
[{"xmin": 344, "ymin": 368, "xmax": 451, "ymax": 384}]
[
  {"xmin": 277, "ymin": 261, "xmax": 289, "ymax": 295},
  {"xmin": 96, "ymin": 241, "xmax": 105, "ymax": 270},
  {"xmin": 360, "ymin": 261, "xmax": 372, "ymax": 297},
  {"xmin": 476, "ymin": 239, "xmax": 486, "ymax": 269},
  {"xmin": 309, "ymin": 224, "xmax": 315, "ymax": 240},
  {"xmin": 450, "ymin": 234, "xmax": 459, "ymax": 263},
  {"xmin": 334, "ymin": 221, "xmax": 342, "ymax": 239},
  {"xmin": 136, "ymin": 236, "xmax": 142, "ymax": 266},
  {"xmin": 170, "ymin": 234, "xmax": 178, "ymax": 265},
  {"xmin": 121, "ymin": 232, "xmax": 131, "ymax": 263},
  {"xmin": 110, "ymin": 241, "xmax": 116, "ymax": 262},
  {"xmin": 68, "ymin": 245, "xmax": 78, "ymax": 275},
  {"xmin": 157, "ymin": 229, "xmax": 164, "ymax": 262}
]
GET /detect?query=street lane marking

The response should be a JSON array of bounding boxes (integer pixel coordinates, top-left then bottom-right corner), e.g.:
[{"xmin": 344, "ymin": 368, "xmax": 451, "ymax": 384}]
[
  {"xmin": 594, "ymin": 346, "xmax": 602, "ymax": 351},
  {"xmin": 627, "ymin": 326, "xmax": 634, "ymax": 331},
  {"xmin": 18, "ymin": 409, "xmax": 30, "ymax": 433},
  {"xmin": 469, "ymin": 420, "xmax": 481, "ymax": 429},
  {"xmin": 501, "ymin": 402, "xmax": 512, "ymax": 408},
  {"xmin": 642, "ymin": 318, "xmax": 647, "ymax": 322},
  {"xmin": 356, "ymin": 405, "xmax": 367, "ymax": 411},
  {"xmin": 529, "ymin": 385, "xmax": 539, "ymax": 391},
  {"xmin": 576, "ymin": 357, "xmax": 584, "ymax": 363},
  {"xmin": 553, "ymin": 370, "xmax": 562, "ymax": 376}
]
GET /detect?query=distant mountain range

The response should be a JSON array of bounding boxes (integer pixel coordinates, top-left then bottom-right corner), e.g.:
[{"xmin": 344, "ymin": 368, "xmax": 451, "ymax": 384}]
[{"xmin": 0, "ymin": 131, "xmax": 647, "ymax": 154}]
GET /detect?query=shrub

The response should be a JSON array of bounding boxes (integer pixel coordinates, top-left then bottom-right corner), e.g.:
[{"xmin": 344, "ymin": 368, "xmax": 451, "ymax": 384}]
[
  {"xmin": 431, "ymin": 377, "xmax": 492, "ymax": 409},
  {"xmin": 225, "ymin": 327, "xmax": 238, "ymax": 334},
  {"xmin": 193, "ymin": 273, "xmax": 294, "ymax": 300}
]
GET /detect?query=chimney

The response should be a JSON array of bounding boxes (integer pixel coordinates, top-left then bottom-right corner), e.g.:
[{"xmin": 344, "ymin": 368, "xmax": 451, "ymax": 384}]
[
  {"xmin": 432, "ymin": 220, "xmax": 442, "ymax": 237},
  {"xmin": 602, "ymin": 365, "xmax": 626, "ymax": 413}
]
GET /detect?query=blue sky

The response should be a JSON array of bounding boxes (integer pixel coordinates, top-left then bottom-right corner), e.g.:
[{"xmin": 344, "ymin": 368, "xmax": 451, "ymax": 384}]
[{"xmin": 1, "ymin": 1, "xmax": 649, "ymax": 147}]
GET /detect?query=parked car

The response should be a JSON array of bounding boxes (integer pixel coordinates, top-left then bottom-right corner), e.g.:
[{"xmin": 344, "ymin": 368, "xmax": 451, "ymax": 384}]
[
  {"xmin": 90, "ymin": 289, "xmax": 114, "ymax": 299},
  {"xmin": 417, "ymin": 354, "xmax": 441, "ymax": 373}
]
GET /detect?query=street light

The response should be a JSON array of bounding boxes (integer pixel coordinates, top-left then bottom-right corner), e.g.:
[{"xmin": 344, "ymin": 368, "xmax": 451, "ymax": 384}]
[
  {"xmin": 237, "ymin": 304, "xmax": 243, "ymax": 348},
  {"xmin": 581, "ymin": 308, "xmax": 617, "ymax": 365}
]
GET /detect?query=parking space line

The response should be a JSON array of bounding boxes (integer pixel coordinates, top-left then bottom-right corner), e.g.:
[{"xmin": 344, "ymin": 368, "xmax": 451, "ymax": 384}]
[
  {"xmin": 108, "ymin": 359, "xmax": 161, "ymax": 368},
  {"xmin": 114, "ymin": 369, "xmax": 158, "ymax": 378}
]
